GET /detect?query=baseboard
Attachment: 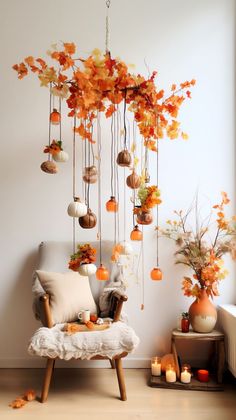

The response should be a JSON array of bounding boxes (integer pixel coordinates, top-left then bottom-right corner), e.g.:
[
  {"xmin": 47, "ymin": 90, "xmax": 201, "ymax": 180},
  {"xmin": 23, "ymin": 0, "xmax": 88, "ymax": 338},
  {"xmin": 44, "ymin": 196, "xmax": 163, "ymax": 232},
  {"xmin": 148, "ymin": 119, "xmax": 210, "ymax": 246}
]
[{"xmin": 0, "ymin": 357, "xmax": 150, "ymax": 369}]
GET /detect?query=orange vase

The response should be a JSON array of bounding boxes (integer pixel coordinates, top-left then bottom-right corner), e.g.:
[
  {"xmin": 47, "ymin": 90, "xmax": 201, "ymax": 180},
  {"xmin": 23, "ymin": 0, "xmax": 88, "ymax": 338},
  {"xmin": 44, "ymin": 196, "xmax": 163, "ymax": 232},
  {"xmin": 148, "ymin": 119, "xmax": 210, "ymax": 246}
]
[{"xmin": 189, "ymin": 288, "xmax": 217, "ymax": 333}]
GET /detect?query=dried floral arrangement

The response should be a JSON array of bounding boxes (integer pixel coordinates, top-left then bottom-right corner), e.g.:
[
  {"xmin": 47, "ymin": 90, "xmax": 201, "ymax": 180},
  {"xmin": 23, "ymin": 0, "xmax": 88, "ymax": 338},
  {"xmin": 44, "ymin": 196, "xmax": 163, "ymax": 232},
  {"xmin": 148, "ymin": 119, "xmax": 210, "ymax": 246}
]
[
  {"xmin": 13, "ymin": 43, "xmax": 195, "ymax": 149},
  {"xmin": 159, "ymin": 192, "xmax": 236, "ymax": 298},
  {"xmin": 68, "ymin": 243, "xmax": 96, "ymax": 271}
]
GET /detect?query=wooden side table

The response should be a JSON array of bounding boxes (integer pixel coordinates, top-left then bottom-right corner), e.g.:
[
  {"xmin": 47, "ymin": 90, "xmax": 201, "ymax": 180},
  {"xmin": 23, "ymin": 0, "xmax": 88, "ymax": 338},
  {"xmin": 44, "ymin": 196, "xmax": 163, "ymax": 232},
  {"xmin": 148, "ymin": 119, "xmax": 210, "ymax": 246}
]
[{"xmin": 171, "ymin": 328, "xmax": 225, "ymax": 383}]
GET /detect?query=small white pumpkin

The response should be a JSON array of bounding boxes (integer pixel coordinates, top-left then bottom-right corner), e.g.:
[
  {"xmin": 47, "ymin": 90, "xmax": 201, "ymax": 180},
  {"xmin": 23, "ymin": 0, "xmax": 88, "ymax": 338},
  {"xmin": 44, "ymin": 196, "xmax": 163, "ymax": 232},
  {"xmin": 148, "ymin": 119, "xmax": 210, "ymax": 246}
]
[
  {"xmin": 118, "ymin": 241, "xmax": 133, "ymax": 255},
  {"xmin": 78, "ymin": 263, "xmax": 97, "ymax": 277},
  {"xmin": 53, "ymin": 150, "xmax": 69, "ymax": 163},
  {"xmin": 67, "ymin": 197, "xmax": 87, "ymax": 218}
]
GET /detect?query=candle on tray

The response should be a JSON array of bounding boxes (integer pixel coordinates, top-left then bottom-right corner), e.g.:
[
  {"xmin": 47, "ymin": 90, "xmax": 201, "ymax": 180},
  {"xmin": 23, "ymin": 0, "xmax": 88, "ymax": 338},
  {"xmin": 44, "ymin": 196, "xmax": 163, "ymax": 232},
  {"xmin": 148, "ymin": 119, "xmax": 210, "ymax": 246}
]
[
  {"xmin": 197, "ymin": 369, "xmax": 209, "ymax": 382},
  {"xmin": 151, "ymin": 357, "xmax": 161, "ymax": 376},
  {"xmin": 165, "ymin": 364, "xmax": 176, "ymax": 383},
  {"xmin": 180, "ymin": 367, "xmax": 191, "ymax": 384}
]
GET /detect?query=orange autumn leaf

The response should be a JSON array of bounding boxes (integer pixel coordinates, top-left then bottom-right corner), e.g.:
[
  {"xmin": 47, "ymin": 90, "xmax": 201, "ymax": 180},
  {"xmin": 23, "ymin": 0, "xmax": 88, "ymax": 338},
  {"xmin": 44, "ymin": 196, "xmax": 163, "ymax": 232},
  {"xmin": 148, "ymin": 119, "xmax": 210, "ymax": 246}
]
[
  {"xmin": 24, "ymin": 56, "xmax": 34, "ymax": 66},
  {"xmin": 9, "ymin": 398, "xmax": 27, "ymax": 409},
  {"xmin": 105, "ymin": 104, "xmax": 116, "ymax": 118},
  {"xmin": 64, "ymin": 42, "xmax": 76, "ymax": 55},
  {"xmin": 24, "ymin": 389, "xmax": 36, "ymax": 402}
]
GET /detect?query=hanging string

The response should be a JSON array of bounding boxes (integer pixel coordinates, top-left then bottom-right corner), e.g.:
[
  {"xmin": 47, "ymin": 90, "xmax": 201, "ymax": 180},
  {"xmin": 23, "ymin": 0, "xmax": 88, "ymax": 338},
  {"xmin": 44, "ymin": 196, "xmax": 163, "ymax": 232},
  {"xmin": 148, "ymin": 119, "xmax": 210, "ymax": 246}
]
[
  {"xmin": 84, "ymin": 120, "xmax": 87, "ymax": 204},
  {"xmin": 132, "ymin": 117, "xmax": 137, "ymax": 226},
  {"xmin": 116, "ymin": 106, "xmax": 120, "ymax": 243},
  {"xmin": 97, "ymin": 112, "xmax": 102, "ymax": 264},
  {"xmin": 59, "ymin": 97, "xmax": 62, "ymax": 143},
  {"xmin": 111, "ymin": 113, "xmax": 114, "ymax": 196},
  {"xmin": 105, "ymin": 0, "xmax": 111, "ymax": 53},
  {"xmin": 141, "ymin": 226, "xmax": 145, "ymax": 310},
  {"xmin": 156, "ymin": 129, "xmax": 159, "ymax": 267},
  {"xmin": 123, "ymin": 167, "xmax": 126, "ymax": 241},
  {"xmin": 72, "ymin": 114, "xmax": 77, "ymax": 254},
  {"xmin": 48, "ymin": 83, "xmax": 52, "ymax": 161},
  {"xmin": 123, "ymin": 89, "xmax": 127, "ymax": 149}
]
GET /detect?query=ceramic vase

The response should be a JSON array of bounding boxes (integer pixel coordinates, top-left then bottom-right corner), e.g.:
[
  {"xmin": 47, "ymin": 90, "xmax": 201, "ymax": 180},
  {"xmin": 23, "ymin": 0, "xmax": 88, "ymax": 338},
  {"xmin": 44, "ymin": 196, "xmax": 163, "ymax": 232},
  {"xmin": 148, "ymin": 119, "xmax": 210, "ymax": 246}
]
[{"xmin": 189, "ymin": 288, "xmax": 217, "ymax": 333}]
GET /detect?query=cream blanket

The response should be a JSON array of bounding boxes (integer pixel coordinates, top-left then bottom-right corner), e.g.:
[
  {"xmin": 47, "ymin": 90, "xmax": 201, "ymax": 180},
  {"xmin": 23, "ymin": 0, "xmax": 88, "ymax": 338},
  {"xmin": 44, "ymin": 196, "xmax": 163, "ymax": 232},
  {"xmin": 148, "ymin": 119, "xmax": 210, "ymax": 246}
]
[{"xmin": 28, "ymin": 321, "xmax": 139, "ymax": 360}]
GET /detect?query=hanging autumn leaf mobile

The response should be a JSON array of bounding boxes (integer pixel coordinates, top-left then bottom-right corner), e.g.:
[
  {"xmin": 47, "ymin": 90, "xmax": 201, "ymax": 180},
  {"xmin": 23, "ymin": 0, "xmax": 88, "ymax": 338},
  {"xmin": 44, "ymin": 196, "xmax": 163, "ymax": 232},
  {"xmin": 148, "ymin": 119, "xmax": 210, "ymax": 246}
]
[{"xmin": 12, "ymin": 2, "xmax": 195, "ymax": 300}]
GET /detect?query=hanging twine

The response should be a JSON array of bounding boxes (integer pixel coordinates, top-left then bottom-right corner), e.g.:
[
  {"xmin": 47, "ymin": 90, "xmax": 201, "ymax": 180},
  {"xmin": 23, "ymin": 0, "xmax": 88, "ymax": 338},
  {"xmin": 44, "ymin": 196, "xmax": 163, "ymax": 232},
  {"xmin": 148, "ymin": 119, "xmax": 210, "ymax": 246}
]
[
  {"xmin": 105, "ymin": 0, "xmax": 111, "ymax": 53},
  {"xmin": 48, "ymin": 83, "xmax": 52, "ymax": 161},
  {"xmin": 156, "ymin": 115, "xmax": 159, "ymax": 267},
  {"xmin": 72, "ymin": 114, "xmax": 77, "ymax": 254},
  {"xmin": 97, "ymin": 112, "xmax": 102, "ymax": 264}
]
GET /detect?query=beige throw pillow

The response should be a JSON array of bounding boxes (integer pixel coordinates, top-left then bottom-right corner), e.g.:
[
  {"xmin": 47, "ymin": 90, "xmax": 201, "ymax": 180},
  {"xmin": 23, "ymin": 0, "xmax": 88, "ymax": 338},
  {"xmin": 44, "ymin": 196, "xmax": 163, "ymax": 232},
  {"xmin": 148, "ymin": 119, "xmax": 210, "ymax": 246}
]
[{"xmin": 36, "ymin": 270, "xmax": 97, "ymax": 324}]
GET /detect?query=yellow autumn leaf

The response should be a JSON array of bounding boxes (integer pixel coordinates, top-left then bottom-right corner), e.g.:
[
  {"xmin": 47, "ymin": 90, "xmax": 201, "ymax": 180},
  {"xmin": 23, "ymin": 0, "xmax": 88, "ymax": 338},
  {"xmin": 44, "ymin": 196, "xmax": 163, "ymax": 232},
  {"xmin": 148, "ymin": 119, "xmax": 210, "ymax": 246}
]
[
  {"xmin": 134, "ymin": 157, "xmax": 139, "ymax": 167},
  {"xmin": 130, "ymin": 142, "xmax": 136, "ymax": 153},
  {"xmin": 181, "ymin": 132, "xmax": 189, "ymax": 140}
]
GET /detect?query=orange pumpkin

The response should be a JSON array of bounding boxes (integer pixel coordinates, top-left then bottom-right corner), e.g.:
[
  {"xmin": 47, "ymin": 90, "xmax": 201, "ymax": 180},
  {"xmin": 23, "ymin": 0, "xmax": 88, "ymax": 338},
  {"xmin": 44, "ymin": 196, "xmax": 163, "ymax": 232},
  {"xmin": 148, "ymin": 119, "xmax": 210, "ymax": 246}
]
[
  {"xmin": 150, "ymin": 267, "xmax": 163, "ymax": 281},
  {"xmin": 130, "ymin": 225, "xmax": 143, "ymax": 241},
  {"xmin": 50, "ymin": 108, "xmax": 61, "ymax": 125},
  {"xmin": 96, "ymin": 264, "xmax": 109, "ymax": 281},
  {"xmin": 106, "ymin": 196, "xmax": 118, "ymax": 212}
]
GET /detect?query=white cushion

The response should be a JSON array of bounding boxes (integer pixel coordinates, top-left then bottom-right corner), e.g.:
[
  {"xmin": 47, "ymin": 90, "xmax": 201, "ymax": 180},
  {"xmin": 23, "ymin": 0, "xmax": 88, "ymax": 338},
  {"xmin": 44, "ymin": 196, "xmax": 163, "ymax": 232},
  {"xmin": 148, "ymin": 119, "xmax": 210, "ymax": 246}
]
[
  {"xmin": 36, "ymin": 270, "xmax": 97, "ymax": 325},
  {"xmin": 28, "ymin": 321, "xmax": 140, "ymax": 360}
]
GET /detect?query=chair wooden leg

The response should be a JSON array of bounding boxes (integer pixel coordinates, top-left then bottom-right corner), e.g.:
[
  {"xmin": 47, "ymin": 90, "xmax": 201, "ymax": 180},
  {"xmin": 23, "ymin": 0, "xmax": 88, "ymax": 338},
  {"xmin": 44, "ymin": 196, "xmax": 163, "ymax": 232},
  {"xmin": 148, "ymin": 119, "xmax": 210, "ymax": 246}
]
[
  {"xmin": 41, "ymin": 358, "xmax": 55, "ymax": 403},
  {"xmin": 109, "ymin": 359, "xmax": 115, "ymax": 369},
  {"xmin": 115, "ymin": 358, "xmax": 127, "ymax": 401}
]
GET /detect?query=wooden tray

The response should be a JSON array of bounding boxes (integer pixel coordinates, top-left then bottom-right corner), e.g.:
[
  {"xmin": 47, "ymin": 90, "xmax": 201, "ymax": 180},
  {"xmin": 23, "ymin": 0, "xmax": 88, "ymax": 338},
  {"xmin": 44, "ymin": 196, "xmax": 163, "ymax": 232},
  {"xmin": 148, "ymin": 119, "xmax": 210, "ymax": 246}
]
[
  {"xmin": 150, "ymin": 374, "xmax": 223, "ymax": 391},
  {"xmin": 62, "ymin": 322, "xmax": 110, "ymax": 335}
]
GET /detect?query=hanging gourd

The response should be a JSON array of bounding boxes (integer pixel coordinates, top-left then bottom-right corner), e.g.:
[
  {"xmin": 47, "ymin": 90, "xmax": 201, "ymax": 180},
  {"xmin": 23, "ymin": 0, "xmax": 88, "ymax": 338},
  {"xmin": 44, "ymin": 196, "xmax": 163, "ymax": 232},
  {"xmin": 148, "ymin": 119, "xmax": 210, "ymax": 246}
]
[
  {"xmin": 83, "ymin": 165, "xmax": 98, "ymax": 184},
  {"xmin": 130, "ymin": 225, "xmax": 143, "ymax": 241},
  {"xmin": 96, "ymin": 264, "xmax": 109, "ymax": 281},
  {"xmin": 136, "ymin": 208, "xmax": 153, "ymax": 225},
  {"xmin": 50, "ymin": 108, "xmax": 61, "ymax": 125},
  {"xmin": 78, "ymin": 263, "xmax": 97, "ymax": 276},
  {"xmin": 126, "ymin": 170, "xmax": 141, "ymax": 189},
  {"xmin": 53, "ymin": 150, "xmax": 69, "ymax": 162},
  {"xmin": 67, "ymin": 197, "xmax": 87, "ymax": 218},
  {"xmin": 106, "ymin": 196, "xmax": 118, "ymax": 212},
  {"xmin": 118, "ymin": 241, "xmax": 133, "ymax": 255},
  {"xmin": 116, "ymin": 149, "xmax": 131, "ymax": 167},
  {"xmin": 150, "ymin": 267, "xmax": 163, "ymax": 281},
  {"xmin": 40, "ymin": 160, "xmax": 58, "ymax": 174},
  {"xmin": 79, "ymin": 208, "xmax": 97, "ymax": 229}
]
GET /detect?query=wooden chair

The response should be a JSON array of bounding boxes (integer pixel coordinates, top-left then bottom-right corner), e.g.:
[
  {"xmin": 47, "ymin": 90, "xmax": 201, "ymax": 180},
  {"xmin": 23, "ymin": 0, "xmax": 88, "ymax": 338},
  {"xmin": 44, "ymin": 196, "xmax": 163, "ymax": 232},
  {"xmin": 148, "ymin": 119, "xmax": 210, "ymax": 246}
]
[{"xmin": 31, "ymin": 241, "xmax": 137, "ymax": 402}]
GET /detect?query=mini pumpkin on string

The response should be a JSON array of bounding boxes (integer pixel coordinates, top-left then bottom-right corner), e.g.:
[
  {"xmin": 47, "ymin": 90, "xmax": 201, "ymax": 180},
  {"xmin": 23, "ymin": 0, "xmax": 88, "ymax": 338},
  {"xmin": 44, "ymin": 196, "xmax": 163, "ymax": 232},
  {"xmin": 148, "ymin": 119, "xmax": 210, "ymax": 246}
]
[
  {"xmin": 67, "ymin": 197, "xmax": 87, "ymax": 218},
  {"xmin": 106, "ymin": 196, "xmax": 118, "ymax": 212},
  {"xmin": 40, "ymin": 160, "xmax": 58, "ymax": 174},
  {"xmin": 116, "ymin": 149, "xmax": 131, "ymax": 167},
  {"xmin": 53, "ymin": 150, "xmax": 69, "ymax": 163},
  {"xmin": 126, "ymin": 170, "xmax": 141, "ymax": 189},
  {"xmin": 130, "ymin": 225, "xmax": 143, "ymax": 241},
  {"xmin": 82, "ymin": 165, "xmax": 98, "ymax": 184},
  {"xmin": 79, "ymin": 208, "xmax": 97, "ymax": 229},
  {"xmin": 150, "ymin": 267, "xmax": 163, "ymax": 281},
  {"xmin": 96, "ymin": 264, "xmax": 109, "ymax": 281},
  {"xmin": 50, "ymin": 108, "xmax": 61, "ymax": 125}
]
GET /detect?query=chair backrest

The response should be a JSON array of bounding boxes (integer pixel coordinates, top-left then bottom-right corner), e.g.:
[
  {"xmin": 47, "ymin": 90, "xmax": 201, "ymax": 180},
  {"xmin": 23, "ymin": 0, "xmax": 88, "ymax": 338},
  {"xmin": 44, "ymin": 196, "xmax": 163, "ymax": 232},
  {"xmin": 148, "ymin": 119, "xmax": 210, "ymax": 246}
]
[{"xmin": 32, "ymin": 240, "xmax": 115, "ymax": 305}]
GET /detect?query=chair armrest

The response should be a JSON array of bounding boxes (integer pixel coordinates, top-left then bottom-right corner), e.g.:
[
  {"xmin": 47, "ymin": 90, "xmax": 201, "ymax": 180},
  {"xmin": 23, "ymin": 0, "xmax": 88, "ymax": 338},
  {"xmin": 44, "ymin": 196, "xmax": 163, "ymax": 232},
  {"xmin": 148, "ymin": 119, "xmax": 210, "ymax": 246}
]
[
  {"xmin": 112, "ymin": 292, "xmax": 128, "ymax": 323},
  {"xmin": 39, "ymin": 294, "xmax": 53, "ymax": 328}
]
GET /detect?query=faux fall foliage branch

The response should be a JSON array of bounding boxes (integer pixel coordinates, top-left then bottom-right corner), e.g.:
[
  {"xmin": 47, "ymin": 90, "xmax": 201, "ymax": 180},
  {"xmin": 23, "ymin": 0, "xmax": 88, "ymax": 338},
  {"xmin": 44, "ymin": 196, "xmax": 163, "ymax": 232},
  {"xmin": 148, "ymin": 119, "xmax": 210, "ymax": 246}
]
[{"xmin": 13, "ymin": 42, "xmax": 195, "ymax": 149}]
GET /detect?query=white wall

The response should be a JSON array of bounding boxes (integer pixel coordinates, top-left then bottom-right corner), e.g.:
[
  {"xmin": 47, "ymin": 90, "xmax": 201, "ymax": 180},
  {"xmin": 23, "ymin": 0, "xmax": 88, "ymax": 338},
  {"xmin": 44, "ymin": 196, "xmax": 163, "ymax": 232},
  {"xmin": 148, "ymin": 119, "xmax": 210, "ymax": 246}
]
[{"xmin": 0, "ymin": 0, "xmax": 235, "ymax": 367}]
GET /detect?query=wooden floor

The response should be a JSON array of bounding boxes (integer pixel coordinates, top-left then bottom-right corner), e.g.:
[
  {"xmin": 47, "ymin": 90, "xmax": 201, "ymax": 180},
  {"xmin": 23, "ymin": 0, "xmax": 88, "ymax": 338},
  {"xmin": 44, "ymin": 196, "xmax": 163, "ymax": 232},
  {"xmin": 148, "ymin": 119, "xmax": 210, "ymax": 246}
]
[{"xmin": 0, "ymin": 368, "xmax": 236, "ymax": 420}]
